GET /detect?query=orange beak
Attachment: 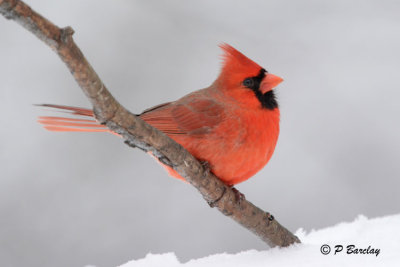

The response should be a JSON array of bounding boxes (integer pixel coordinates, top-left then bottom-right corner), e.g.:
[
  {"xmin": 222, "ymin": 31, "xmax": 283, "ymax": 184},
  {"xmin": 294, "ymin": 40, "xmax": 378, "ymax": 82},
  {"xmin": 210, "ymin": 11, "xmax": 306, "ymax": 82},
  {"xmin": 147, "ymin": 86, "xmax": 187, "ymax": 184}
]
[{"xmin": 260, "ymin": 73, "xmax": 283, "ymax": 94}]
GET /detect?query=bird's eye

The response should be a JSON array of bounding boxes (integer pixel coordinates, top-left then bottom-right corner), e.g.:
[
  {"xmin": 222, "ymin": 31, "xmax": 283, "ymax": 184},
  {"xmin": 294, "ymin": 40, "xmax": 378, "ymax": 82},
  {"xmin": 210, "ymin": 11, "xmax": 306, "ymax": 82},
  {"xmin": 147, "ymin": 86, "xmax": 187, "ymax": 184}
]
[{"xmin": 243, "ymin": 78, "xmax": 254, "ymax": 88}]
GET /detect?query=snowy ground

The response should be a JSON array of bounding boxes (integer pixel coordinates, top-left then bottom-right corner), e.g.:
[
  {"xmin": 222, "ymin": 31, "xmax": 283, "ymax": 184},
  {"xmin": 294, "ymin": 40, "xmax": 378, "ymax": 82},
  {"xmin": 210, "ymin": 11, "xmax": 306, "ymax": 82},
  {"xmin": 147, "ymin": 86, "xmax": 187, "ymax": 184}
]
[{"xmin": 116, "ymin": 214, "xmax": 400, "ymax": 267}]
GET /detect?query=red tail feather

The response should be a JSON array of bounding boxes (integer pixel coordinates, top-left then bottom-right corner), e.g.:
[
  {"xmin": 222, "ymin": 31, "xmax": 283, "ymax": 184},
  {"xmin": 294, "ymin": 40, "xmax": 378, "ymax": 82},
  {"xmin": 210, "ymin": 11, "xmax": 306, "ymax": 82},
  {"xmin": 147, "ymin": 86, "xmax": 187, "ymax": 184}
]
[
  {"xmin": 38, "ymin": 104, "xmax": 94, "ymax": 116},
  {"xmin": 37, "ymin": 104, "xmax": 119, "ymax": 136}
]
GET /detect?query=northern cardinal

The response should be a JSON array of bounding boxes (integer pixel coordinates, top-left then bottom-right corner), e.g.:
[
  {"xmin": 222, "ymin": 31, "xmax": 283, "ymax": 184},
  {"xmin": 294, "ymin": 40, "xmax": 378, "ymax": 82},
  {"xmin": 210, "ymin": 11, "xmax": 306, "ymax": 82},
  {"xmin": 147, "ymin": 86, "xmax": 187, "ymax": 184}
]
[{"xmin": 38, "ymin": 44, "xmax": 282, "ymax": 186}]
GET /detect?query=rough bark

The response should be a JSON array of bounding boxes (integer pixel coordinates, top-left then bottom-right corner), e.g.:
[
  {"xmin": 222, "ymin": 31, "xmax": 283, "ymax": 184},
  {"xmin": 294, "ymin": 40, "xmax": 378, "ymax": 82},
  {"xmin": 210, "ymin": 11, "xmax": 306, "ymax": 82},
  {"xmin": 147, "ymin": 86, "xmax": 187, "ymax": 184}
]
[{"xmin": 0, "ymin": 0, "xmax": 300, "ymax": 247}]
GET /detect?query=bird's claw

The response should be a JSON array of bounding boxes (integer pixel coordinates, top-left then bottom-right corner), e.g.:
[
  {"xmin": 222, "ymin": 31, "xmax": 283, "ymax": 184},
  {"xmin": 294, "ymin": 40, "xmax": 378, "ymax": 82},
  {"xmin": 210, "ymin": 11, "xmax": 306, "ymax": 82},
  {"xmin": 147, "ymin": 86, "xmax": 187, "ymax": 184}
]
[
  {"xmin": 207, "ymin": 186, "xmax": 227, "ymax": 208},
  {"xmin": 231, "ymin": 187, "xmax": 245, "ymax": 205},
  {"xmin": 200, "ymin": 160, "xmax": 211, "ymax": 172}
]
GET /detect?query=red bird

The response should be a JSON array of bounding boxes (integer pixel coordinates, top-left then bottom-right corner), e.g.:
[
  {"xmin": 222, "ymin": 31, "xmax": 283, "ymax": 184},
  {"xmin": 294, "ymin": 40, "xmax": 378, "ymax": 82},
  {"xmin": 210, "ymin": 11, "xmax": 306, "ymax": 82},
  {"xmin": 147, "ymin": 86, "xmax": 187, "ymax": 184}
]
[{"xmin": 38, "ymin": 44, "xmax": 283, "ymax": 186}]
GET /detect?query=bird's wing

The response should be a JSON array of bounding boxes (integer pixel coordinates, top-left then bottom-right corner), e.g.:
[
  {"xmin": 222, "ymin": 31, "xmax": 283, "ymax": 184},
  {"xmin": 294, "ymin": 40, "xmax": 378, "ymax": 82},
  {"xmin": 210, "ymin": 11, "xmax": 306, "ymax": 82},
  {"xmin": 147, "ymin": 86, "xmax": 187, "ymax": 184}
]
[{"xmin": 139, "ymin": 97, "xmax": 224, "ymax": 136}]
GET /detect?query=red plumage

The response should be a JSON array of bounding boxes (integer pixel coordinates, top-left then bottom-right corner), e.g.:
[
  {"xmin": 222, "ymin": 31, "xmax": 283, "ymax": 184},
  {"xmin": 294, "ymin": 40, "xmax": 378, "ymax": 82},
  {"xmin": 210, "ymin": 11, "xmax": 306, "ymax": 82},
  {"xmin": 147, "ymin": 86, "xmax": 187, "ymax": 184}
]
[{"xmin": 38, "ymin": 44, "xmax": 282, "ymax": 185}]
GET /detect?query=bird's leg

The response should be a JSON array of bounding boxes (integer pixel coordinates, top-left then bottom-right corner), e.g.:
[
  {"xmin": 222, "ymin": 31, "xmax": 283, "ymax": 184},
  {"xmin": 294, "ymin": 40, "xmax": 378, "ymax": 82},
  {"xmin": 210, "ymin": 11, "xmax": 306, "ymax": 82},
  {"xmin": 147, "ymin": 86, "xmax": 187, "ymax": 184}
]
[
  {"xmin": 199, "ymin": 160, "xmax": 225, "ymax": 208},
  {"xmin": 231, "ymin": 186, "xmax": 246, "ymax": 205},
  {"xmin": 200, "ymin": 161, "xmax": 245, "ymax": 207}
]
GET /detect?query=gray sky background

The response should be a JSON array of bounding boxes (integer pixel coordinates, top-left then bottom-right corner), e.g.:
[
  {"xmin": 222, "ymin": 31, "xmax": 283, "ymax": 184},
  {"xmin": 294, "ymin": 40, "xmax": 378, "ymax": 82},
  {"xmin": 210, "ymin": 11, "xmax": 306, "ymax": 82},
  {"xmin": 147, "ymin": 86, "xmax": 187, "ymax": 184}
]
[{"xmin": 1, "ymin": 0, "xmax": 400, "ymax": 266}]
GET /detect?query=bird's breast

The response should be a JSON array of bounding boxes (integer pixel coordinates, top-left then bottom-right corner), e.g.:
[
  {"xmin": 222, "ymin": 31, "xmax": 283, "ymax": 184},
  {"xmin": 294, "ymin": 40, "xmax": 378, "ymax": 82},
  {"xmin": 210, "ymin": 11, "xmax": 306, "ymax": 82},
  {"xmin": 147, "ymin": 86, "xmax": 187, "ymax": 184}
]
[{"xmin": 187, "ymin": 107, "xmax": 280, "ymax": 185}]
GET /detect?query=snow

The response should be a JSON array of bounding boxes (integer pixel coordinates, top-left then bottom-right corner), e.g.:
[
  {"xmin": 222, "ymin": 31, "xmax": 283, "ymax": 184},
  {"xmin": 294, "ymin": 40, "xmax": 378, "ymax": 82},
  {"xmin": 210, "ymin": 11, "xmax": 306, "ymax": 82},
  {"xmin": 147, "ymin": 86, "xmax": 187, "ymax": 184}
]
[{"xmin": 117, "ymin": 214, "xmax": 400, "ymax": 267}]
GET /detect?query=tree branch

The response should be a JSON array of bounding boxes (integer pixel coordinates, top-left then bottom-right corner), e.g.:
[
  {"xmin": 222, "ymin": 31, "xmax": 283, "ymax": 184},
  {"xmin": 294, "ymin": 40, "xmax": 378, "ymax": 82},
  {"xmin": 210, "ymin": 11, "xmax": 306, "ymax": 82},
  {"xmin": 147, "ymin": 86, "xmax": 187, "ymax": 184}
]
[{"xmin": 0, "ymin": 0, "xmax": 300, "ymax": 247}]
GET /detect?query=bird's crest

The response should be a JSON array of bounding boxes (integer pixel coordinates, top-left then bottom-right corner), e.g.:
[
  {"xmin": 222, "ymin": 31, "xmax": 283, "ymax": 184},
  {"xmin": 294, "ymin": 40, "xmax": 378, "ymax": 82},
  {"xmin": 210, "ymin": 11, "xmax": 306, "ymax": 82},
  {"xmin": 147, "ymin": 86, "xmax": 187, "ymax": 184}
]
[{"xmin": 218, "ymin": 43, "xmax": 263, "ymax": 85}]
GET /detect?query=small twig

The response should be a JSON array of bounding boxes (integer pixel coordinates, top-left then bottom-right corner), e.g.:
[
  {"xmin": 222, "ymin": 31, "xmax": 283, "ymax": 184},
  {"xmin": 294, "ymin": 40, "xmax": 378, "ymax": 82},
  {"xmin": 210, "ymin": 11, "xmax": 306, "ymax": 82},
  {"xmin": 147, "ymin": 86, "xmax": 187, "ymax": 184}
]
[{"xmin": 0, "ymin": 0, "xmax": 300, "ymax": 247}]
